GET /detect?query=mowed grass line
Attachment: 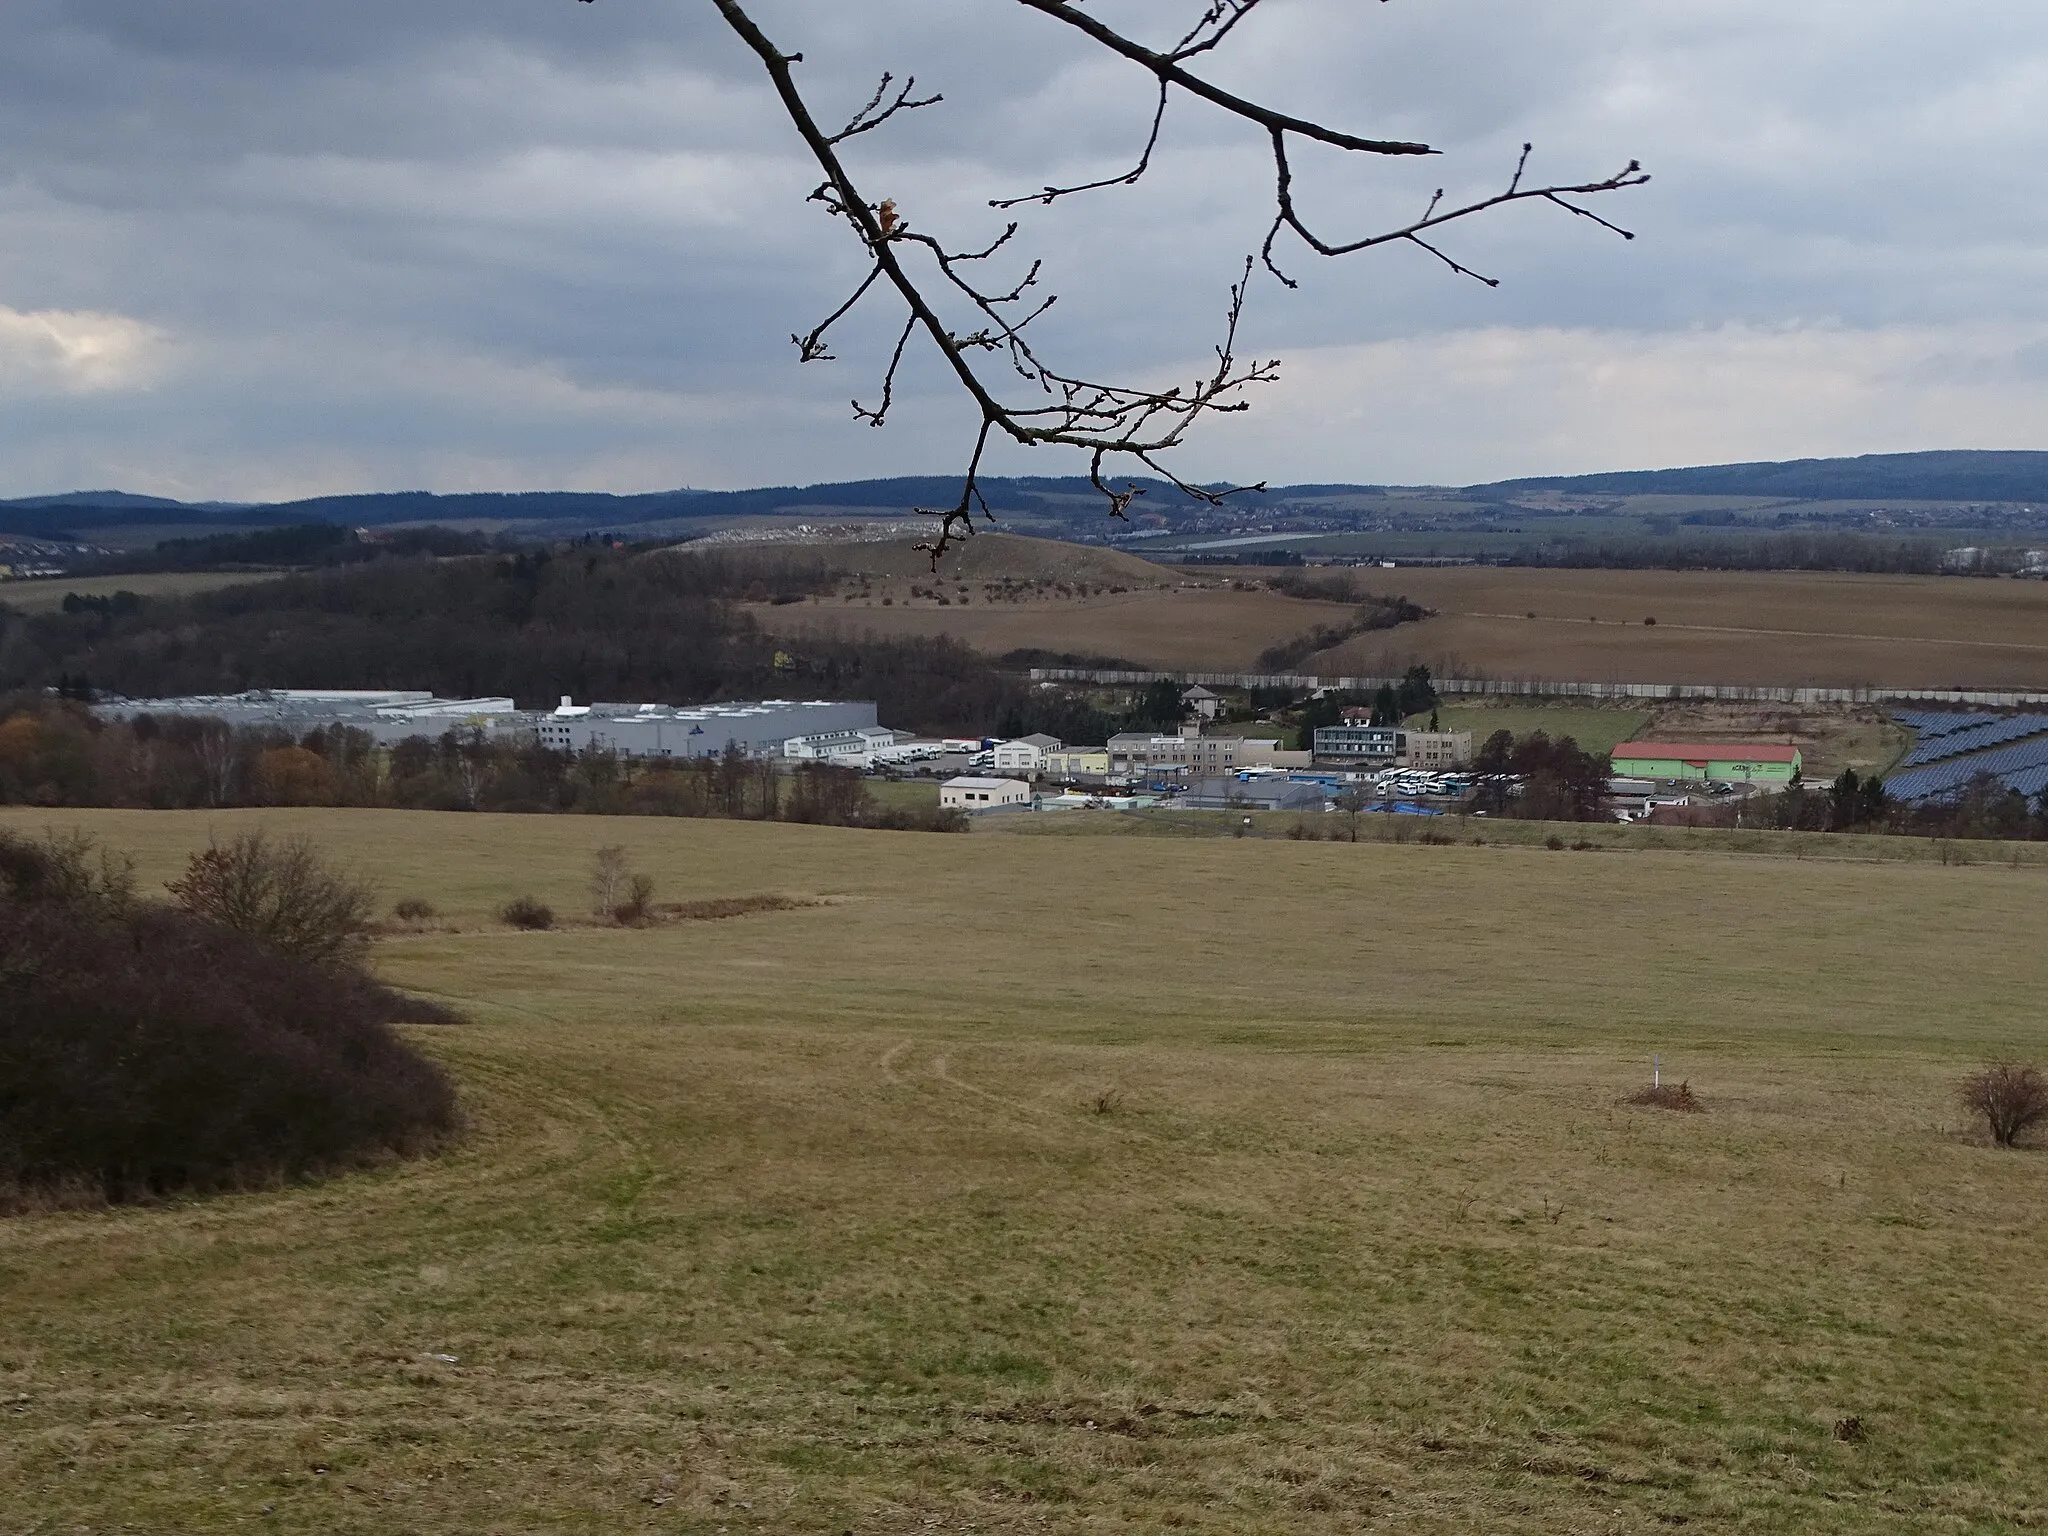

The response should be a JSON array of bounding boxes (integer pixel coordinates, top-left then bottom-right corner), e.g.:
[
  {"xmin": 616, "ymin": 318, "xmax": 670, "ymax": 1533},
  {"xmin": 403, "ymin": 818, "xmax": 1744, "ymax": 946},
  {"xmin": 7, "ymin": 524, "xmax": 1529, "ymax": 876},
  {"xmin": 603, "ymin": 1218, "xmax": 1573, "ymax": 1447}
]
[{"xmin": 2, "ymin": 808, "xmax": 2046, "ymax": 1534}]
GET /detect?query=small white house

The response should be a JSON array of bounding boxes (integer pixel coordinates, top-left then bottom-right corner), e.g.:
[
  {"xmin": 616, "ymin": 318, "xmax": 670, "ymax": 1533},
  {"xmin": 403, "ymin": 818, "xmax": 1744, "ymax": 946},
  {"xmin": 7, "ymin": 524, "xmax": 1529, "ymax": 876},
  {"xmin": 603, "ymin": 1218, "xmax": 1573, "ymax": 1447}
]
[
  {"xmin": 940, "ymin": 776, "xmax": 1032, "ymax": 811},
  {"xmin": 990, "ymin": 733, "xmax": 1062, "ymax": 777}
]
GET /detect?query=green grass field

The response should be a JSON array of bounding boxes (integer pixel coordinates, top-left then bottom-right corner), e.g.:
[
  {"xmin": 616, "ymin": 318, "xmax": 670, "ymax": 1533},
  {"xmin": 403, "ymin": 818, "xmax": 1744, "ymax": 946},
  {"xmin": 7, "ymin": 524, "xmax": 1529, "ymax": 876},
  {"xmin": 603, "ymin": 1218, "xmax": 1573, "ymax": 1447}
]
[
  {"xmin": 1405, "ymin": 703, "xmax": 1653, "ymax": 755},
  {"xmin": 3, "ymin": 807, "xmax": 2046, "ymax": 1534}
]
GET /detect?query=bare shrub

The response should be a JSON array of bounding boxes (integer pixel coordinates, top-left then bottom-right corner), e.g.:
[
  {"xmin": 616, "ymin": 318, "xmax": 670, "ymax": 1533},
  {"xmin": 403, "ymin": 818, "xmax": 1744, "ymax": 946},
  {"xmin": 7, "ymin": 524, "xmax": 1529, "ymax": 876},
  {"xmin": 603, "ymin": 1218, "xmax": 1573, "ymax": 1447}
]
[
  {"xmin": 611, "ymin": 872, "xmax": 657, "ymax": 926},
  {"xmin": 1625, "ymin": 1082, "xmax": 1705, "ymax": 1113},
  {"xmin": 1959, "ymin": 1063, "xmax": 2048, "ymax": 1148},
  {"xmin": 0, "ymin": 830, "xmax": 459, "ymax": 1210},
  {"xmin": 498, "ymin": 895, "xmax": 554, "ymax": 930},
  {"xmin": 393, "ymin": 896, "xmax": 437, "ymax": 925},
  {"xmin": 1544, "ymin": 834, "xmax": 1566, "ymax": 851},
  {"xmin": 1091, "ymin": 1089, "xmax": 1125, "ymax": 1116},
  {"xmin": 166, "ymin": 831, "xmax": 375, "ymax": 968}
]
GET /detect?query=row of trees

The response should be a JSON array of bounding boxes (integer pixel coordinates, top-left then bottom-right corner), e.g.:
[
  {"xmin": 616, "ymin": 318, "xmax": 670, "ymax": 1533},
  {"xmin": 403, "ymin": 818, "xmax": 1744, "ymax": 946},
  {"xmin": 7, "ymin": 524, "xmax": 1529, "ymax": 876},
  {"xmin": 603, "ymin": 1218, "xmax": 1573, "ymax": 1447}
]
[
  {"xmin": 1505, "ymin": 532, "xmax": 1951, "ymax": 574},
  {"xmin": 0, "ymin": 699, "xmax": 962, "ymax": 830},
  {"xmin": 1471, "ymin": 730, "xmax": 1612, "ymax": 821},
  {"xmin": 1736, "ymin": 767, "xmax": 2048, "ymax": 841}
]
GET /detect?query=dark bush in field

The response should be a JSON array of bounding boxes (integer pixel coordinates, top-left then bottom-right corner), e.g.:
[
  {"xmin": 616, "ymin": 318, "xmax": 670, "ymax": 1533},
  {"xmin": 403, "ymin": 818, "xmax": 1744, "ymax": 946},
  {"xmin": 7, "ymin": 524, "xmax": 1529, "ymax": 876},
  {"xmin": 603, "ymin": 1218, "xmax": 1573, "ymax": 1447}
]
[
  {"xmin": 1959, "ymin": 1063, "xmax": 2048, "ymax": 1148},
  {"xmin": 0, "ymin": 831, "xmax": 459, "ymax": 1210},
  {"xmin": 498, "ymin": 895, "xmax": 554, "ymax": 930}
]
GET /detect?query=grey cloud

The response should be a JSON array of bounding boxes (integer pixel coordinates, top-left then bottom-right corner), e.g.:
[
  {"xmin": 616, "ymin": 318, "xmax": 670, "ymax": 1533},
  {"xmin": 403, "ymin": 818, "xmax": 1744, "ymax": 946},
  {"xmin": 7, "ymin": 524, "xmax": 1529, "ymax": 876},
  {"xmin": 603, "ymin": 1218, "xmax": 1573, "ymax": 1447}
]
[{"xmin": 1, "ymin": 1, "xmax": 2045, "ymax": 496}]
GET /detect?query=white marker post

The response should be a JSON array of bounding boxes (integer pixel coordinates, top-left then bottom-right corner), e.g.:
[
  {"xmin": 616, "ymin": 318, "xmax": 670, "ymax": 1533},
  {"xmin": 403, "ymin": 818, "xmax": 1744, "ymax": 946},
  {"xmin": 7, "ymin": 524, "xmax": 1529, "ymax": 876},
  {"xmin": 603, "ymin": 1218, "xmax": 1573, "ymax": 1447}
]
[{"xmin": 1653, "ymin": 1053, "xmax": 1662, "ymax": 1088}]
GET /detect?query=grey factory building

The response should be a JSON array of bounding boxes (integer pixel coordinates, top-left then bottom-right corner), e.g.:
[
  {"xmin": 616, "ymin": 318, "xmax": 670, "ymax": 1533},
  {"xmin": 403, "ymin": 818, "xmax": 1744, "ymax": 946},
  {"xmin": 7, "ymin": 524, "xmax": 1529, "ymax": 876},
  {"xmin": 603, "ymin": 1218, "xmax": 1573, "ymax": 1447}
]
[
  {"xmin": 94, "ymin": 689, "xmax": 521, "ymax": 745},
  {"xmin": 91, "ymin": 690, "xmax": 880, "ymax": 759},
  {"xmin": 536, "ymin": 698, "xmax": 879, "ymax": 759}
]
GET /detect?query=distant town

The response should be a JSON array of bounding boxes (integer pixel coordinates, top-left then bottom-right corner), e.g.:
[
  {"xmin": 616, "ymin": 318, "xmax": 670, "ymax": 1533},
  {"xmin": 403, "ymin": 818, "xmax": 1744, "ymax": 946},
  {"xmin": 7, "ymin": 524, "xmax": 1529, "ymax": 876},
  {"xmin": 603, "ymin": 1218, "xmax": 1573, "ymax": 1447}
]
[{"xmin": 77, "ymin": 680, "xmax": 2036, "ymax": 827}]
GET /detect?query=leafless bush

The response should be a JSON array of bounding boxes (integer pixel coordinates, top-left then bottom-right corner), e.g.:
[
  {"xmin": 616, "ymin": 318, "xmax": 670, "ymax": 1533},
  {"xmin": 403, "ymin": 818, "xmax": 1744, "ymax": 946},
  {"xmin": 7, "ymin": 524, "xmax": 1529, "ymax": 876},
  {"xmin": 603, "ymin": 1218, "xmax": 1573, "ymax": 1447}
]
[
  {"xmin": 1625, "ymin": 1082, "xmax": 1704, "ymax": 1113},
  {"xmin": 1959, "ymin": 1063, "xmax": 2048, "ymax": 1148},
  {"xmin": 498, "ymin": 895, "xmax": 554, "ymax": 931},
  {"xmin": 0, "ymin": 829, "xmax": 458, "ymax": 1210},
  {"xmin": 393, "ymin": 896, "xmax": 437, "ymax": 925},
  {"xmin": 0, "ymin": 827, "xmax": 135, "ymax": 918},
  {"xmin": 1091, "ymin": 1088, "xmax": 1126, "ymax": 1116},
  {"xmin": 611, "ymin": 872, "xmax": 657, "ymax": 926},
  {"xmin": 165, "ymin": 831, "xmax": 375, "ymax": 968},
  {"xmin": 591, "ymin": 844, "xmax": 631, "ymax": 917}
]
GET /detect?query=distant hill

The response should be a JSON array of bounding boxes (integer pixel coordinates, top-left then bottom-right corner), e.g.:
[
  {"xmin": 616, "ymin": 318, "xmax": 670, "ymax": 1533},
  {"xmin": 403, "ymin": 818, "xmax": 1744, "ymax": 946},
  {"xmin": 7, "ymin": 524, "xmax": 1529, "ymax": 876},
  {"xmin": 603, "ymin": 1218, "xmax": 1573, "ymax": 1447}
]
[
  {"xmin": 0, "ymin": 489, "xmax": 195, "ymax": 511},
  {"xmin": 12, "ymin": 450, "xmax": 2048, "ymax": 543},
  {"xmin": 1478, "ymin": 450, "xmax": 2048, "ymax": 503}
]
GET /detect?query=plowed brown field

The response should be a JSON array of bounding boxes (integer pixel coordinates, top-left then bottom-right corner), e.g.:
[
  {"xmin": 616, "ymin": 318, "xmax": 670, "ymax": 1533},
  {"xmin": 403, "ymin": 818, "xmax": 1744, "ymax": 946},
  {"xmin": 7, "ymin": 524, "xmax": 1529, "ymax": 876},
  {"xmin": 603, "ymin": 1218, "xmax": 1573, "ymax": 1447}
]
[{"xmin": 762, "ymin": 562, "xmax": 2048, "ymax": 687}]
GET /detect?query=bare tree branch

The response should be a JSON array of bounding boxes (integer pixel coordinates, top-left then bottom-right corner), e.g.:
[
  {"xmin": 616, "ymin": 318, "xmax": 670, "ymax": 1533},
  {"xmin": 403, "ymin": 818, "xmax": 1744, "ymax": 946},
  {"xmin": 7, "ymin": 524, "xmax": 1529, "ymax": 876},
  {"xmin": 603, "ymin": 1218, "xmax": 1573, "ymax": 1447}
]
[
  {"xmin": 830, "ymin": 71, "xmax": 942, "ymax": 145},
  {"xmin": 1262, "ymin": 137, "xmax": 1649, "ymax": 289},
  {"xmin": 660, "ymin": 0, "xmax": 1648, "ymax": 563}
]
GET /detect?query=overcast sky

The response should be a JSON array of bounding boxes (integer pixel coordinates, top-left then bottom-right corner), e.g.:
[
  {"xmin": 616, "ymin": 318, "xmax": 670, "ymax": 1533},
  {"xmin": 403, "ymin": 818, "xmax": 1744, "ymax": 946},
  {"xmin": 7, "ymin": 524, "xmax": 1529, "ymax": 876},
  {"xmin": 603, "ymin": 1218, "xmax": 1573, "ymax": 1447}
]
[{"xmin": 3, "ymin": 0, "xmax": 2046, "ymax": 499}]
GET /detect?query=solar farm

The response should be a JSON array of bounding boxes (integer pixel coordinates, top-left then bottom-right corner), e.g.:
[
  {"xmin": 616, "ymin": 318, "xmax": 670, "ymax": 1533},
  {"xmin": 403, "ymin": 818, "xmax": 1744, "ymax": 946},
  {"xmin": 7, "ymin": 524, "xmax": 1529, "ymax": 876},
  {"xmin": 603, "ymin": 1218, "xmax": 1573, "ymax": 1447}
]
[{"xmin": 1885, "ymin": 709, "xmax": 2048, "ymax": 802}]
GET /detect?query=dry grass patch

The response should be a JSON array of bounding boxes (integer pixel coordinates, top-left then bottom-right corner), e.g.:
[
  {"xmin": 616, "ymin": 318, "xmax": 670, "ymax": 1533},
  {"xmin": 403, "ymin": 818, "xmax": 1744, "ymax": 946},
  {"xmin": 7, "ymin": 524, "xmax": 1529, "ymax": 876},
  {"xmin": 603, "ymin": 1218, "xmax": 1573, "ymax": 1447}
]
[{"xmin": 1, "ymin": 809, "xmax": 2046, "ymax": 1532}]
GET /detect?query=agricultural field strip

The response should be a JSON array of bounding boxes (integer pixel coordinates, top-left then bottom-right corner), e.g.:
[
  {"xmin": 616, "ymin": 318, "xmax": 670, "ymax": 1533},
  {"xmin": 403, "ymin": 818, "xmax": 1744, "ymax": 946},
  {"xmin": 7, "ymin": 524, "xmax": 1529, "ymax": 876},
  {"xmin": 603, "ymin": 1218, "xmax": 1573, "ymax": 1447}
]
[{"xmin": 1453, "ymin": 608, "xmax": 2048, "ymax": 652}]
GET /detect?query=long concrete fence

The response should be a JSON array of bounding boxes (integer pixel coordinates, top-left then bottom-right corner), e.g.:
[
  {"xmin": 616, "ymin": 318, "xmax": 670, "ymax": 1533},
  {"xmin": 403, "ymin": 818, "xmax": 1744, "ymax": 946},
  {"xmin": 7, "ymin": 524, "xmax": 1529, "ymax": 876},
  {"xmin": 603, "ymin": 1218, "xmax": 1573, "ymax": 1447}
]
[{"xmin": 1025, "ymin": 668, "xmax": 2048, "ymax": 709}]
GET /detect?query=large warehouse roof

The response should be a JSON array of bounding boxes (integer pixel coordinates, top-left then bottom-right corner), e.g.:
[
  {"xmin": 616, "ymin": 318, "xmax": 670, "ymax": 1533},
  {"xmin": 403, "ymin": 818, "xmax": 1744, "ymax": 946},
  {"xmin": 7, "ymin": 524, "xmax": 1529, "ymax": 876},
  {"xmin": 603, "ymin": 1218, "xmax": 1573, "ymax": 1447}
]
[{"xmin": 1613, "ymin": 742, "xmax": 1801, "ymax": 762}]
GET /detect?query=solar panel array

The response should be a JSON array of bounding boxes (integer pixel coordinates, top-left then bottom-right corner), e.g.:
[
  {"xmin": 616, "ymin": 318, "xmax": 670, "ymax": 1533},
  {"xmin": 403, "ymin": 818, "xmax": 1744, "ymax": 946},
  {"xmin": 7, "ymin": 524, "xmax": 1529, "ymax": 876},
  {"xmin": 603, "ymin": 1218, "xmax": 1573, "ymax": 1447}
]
[
  {"xmin": 1896, "ymin": 713, "xmax": 2048, "ymax": 769},
  {"xmin": 1891, "ymin": 710, "xmax": 1998, "ymax": 739},
  {"xmin": 1884, "ymin": 733, "xmax": 2048, "ymax": 803}
]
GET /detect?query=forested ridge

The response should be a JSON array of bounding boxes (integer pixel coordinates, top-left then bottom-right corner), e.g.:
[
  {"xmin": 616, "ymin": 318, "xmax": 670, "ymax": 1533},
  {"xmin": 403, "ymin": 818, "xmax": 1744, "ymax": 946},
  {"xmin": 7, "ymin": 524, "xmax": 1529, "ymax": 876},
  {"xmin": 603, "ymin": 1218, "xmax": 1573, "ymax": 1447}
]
[{"xmin": 0, "ymin": 547, "xmax": 1057, "ymax": 735}]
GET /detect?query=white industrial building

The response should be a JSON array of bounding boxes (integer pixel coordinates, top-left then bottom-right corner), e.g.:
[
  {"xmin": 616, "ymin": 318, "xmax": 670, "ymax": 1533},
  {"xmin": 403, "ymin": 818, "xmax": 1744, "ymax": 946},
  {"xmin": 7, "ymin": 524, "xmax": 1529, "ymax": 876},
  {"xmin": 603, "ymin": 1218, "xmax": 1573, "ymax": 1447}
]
[
  {"xmin": 991, "ymin": 734, "xmax": 1062, "ymax": 777},
  {"xmin": 537, "ymin": 697, "xmax": 879, "ymax": 760},
  {"xmin": 784, "ymin": 725, "xmax": 901, "ymax": 767},
  {"xmin": 940, "ymin": 776, "xmax": 1031, "ymax": 810},
  {"xmin": 94, "ymin": 689, "xmax": 521, "ymax": 744},
  {"xmin": 93, "ymin": 690, "xmax": 883, "ymax": 758}
]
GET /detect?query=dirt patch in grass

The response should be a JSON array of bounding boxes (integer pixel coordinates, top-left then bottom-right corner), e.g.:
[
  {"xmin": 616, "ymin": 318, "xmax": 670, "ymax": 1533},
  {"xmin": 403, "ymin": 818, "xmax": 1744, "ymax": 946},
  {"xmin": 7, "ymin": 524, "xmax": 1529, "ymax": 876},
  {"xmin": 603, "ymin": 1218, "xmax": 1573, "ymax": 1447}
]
[
  {"xmin": 658, "ymin": 893, "xmax": 825, "ymax": 922},
  {"xmin": 1624, "ymin": 1081, "xmax": 1706, "ymax": 1113}
]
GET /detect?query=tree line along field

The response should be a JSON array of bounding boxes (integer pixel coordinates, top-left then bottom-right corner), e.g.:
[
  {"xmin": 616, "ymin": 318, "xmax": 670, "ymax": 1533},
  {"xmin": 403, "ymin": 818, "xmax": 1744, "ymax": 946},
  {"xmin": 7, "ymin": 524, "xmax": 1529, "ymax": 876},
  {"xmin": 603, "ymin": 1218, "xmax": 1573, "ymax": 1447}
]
[
  {"xmin": 0, "ymin": 569, "xmax": 274, "ymax": 613},
  {"xmin": 3, "ymin": 807, "xmax": 2046, "ymax": 1534},
  {"xmin": 756, "ymin": 552, "xmax": 2048, "ymax": 689}
]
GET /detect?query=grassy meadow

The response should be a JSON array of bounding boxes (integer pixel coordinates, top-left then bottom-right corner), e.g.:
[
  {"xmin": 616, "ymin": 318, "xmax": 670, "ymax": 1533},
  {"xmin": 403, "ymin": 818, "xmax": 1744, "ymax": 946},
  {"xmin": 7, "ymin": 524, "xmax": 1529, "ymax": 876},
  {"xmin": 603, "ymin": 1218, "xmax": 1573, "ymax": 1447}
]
[{"xmin": 3, "ymin": 807, "xmax": 2047, "ymax": 1534}]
